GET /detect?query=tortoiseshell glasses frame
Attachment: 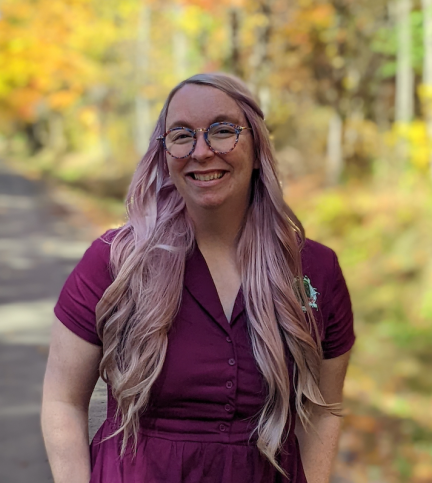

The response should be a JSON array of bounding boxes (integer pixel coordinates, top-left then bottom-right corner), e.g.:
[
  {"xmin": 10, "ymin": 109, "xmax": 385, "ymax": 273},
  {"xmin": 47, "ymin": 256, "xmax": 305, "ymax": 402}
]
[{"xmin": 156, "ymin": 121, "xmax": 252, "ymax": 159}]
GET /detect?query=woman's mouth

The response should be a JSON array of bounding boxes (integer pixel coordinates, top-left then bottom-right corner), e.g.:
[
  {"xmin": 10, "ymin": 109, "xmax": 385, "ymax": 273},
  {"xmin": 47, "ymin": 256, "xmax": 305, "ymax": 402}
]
[{"xmin": 188, "ymin": 171, "xmax": 226, "ymax": 181}]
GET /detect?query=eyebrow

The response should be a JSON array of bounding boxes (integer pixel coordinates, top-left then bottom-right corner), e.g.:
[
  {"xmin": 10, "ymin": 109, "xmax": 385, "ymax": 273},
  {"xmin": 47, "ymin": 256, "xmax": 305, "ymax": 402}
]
[{"xmin": 167, "ymin": 114, "xmax": 243, "ymax": 130}]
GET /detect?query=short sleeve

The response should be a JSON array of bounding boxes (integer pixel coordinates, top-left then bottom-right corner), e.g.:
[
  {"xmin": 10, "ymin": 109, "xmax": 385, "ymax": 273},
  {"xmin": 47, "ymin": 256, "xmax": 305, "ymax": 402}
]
[
  {"xmin": 53, "ymin": 231, "xmax": 115, "ymax": 346},
  {"xmin": 321, "ymin": 251, "xmax": 355, "ymax": 359}
]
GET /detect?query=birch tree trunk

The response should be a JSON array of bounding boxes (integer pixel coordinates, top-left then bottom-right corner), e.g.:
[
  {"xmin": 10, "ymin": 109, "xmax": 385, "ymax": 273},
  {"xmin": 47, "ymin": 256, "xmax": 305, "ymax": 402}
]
[
  {"xmin": 135, "ymin": 5, "xmax": 152, "ymax": 157},
  {"xmin": 392, "ymin": 0, "xmax": 413, "ymax": 173},
  {"xmin": 248, "ymin": 0, "xmax": 272, "ymax": 116},
  {"xmin": 173, "ymin": 30, "xmax": 188, "ymax": 81},
  {"xmin": 173, "ymin": 6, "xmax": 188, "ymax": 81},
  {"xmin": 422, "ymin": 0, "xmax": 432, "ymax": 177},
  {"xmin": 47, "ymin": 112, "xmax": 67, "ymax": 154},
  {"xmin": 325, "ymin": 6, "xmax": 345, "ymax": 186},
  {"xmin": 326, "ymin": 112, "xmax": 343, "ymax": 186},
  {"xmin": 395, "ymin": 0, "xmax": 413, "ymax": 123}
]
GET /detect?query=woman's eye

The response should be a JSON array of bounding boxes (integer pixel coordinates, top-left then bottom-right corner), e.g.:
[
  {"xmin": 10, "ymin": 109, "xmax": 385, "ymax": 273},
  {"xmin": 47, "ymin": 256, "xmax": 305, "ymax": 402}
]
[
  {"xmin": 172, "ymin": 132, "xmax": 193, "ymax": 141},
  {"xmin": 212, "ymin": 127, "xmax": 236, "ymax": 136}
]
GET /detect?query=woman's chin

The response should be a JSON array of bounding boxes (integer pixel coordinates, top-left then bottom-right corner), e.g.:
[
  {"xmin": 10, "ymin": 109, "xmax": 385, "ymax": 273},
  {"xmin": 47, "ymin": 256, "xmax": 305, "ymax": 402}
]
[{"xmin": 185, "ymin": 195, "xmax": 228, "ymax": 212}]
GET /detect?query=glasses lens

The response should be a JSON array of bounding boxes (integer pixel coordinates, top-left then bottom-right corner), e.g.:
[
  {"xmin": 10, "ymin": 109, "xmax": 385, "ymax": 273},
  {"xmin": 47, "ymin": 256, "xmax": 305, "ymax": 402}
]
[
  {"xmin": 208, "ymin": 123, "xmax": 237, "ymax": 153},
  {"xmin": 165, "ymin": 128, "xmax": 195, "ymax": 157}
]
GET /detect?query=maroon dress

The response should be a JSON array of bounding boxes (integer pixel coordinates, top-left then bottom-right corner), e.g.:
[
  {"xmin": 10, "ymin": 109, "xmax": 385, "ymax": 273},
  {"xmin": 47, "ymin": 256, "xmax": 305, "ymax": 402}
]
[{"xmin": 54, "ymin": 229, "xmax": 355, "ymax": 483}]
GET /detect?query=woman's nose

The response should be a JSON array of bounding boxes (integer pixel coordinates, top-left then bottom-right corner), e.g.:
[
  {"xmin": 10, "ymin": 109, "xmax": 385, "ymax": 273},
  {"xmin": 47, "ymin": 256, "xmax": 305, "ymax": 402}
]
[{"xmin": 191, "ymin": 132, "xmax": 214, "ymax": 161}]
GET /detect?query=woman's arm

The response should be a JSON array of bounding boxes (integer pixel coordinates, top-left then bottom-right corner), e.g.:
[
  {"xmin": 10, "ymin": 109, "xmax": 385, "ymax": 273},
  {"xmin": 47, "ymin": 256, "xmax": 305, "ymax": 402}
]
[
  {"xmin": 41, "ymin": 318, "xmax": 102, "ymax": 483},
  {"xmin": 295, "ymin": 351, "xmax": 351, "ymax": 483}
]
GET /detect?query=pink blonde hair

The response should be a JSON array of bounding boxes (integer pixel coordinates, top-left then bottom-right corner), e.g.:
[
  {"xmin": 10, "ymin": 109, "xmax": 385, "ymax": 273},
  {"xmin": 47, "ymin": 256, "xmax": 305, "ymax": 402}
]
[{"xmin": 96, "ymin": 73, "xmax": 326, "ymax": 475}]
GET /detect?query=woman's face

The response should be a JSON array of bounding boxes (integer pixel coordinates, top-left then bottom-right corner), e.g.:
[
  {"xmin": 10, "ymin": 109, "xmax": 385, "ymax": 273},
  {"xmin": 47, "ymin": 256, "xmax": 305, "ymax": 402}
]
[{"xmin": 165, "ymin": 84, "xmax": 258, "ymax": 213}]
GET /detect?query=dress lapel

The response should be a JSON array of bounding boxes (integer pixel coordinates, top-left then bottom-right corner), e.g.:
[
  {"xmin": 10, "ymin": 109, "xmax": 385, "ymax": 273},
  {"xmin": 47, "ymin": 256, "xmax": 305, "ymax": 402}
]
[
  {"xmin": 230, "ymin": 288, "xmax": 245, "ymax": 325},
  {"xmin": 183, "ymin": 243, "xmax": 245, "ymax": 329}
]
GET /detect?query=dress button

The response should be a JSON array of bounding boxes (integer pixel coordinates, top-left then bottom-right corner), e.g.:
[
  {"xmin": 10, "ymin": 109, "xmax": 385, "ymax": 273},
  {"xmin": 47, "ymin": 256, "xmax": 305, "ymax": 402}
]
[
  {"xmin": 228, "ymin": 358, "xmax": 236, "ymax": 366},
  {"xmin": 225, "ymin": 404, "xmax": 232, "ymax": 412},
  {"xmin": 226, "ymin": 381, "xmax": 233, "ymax": 389},
  {"xmin": 219, "ymin": 424, "xmax": 226, "ymax": 432},
  {"xmin": 226, "ymin": 336, "xmax": 232, "ymax": 343}
]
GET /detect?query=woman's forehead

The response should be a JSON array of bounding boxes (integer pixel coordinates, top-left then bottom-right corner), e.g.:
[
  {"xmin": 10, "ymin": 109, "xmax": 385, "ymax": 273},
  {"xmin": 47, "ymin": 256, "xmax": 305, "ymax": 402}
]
[{"xmin": 166, "ymin": 84, "xmax": 246, "ymax": 129}]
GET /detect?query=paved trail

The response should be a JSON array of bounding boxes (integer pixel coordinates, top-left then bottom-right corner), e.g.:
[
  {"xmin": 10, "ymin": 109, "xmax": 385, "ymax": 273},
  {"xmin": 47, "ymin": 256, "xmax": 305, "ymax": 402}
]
[{"xmin": 0, "ymin": 163, "xmax": 107, "ymax": 483}]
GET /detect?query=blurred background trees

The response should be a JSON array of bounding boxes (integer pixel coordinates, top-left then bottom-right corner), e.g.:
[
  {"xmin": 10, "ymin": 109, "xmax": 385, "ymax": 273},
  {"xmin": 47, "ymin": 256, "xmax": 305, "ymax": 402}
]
[
  {"xmin": 1, "ymin": 0, "xmax": 431, "ymax": 481},
  {"xmin": 3, "ymin": 0, "xmax": 432, "ymax": 187}
]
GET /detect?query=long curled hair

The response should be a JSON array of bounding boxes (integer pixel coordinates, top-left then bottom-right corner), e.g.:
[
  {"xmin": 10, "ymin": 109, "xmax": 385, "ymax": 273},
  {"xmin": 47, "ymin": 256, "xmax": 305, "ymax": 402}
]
[{"xmin": 96, "ymin": 73, "xmax": 328, "ymax": 475}]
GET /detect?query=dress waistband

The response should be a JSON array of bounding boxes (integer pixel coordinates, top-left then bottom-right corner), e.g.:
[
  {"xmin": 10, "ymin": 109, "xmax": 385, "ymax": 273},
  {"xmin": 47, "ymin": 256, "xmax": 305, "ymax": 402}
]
[{"xmin": 106, "ymin": 416, "xmax": 261, "ymax": 445}]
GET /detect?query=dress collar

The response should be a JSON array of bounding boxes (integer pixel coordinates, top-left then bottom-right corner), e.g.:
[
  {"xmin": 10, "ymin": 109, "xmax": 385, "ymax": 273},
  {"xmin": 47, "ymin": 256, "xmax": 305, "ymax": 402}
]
[{"xmin": 183, "ymin": 243, "xmax": 245, "ymax": 330}]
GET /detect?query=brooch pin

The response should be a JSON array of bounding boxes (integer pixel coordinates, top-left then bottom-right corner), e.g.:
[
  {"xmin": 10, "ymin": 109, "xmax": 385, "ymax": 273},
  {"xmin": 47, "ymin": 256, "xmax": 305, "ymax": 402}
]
[{"xmin": 294, "ymin": 276, "xmax": 320, "ymax": 312}]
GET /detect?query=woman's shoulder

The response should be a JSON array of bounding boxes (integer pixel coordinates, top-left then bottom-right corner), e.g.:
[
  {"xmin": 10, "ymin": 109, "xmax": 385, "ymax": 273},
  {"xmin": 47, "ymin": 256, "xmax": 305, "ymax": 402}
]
[
  {"xmin": 97, "ymin": 226, "xmax": 122, "ymax": 247},
  {"xmin": 68, "ymin": 227, "xmax": 123, "ymax": 286},
  {"xmin": 301, "ymin": 239, "xmax": 355, "ymax": 358},
  {"xmin": 299, "ymin": 238, "xmax": 345, "ymax": 313},
  {"xmin": 86, "ymin": 227, "xmax": 122, "ymax": 260},
  {"xmin": 53, "ymin": 227, "xmax": 123, "ymax": 345},
  {"xmin": 301, "ymin": 238, "xmax": 337, "ymax": 275}
]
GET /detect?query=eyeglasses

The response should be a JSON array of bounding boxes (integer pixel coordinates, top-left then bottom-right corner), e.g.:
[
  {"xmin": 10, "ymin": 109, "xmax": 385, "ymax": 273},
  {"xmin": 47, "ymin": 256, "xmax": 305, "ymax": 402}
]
[{"xmin": 157, "ymin": 121, "xmax": 252, "ymax": 159}]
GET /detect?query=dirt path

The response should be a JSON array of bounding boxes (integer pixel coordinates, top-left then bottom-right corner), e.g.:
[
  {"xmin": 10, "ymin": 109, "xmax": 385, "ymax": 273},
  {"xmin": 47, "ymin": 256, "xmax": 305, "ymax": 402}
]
[{"xmin": 0, "ymin": 162, "xmax": 108, "ymax": 483}]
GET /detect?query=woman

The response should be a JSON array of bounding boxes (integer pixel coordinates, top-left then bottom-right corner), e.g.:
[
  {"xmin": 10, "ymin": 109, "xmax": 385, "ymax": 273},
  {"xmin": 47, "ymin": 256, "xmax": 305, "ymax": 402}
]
[{"xmin": 41, "ymin": 73, "xmax": 355, "ymax": 483}]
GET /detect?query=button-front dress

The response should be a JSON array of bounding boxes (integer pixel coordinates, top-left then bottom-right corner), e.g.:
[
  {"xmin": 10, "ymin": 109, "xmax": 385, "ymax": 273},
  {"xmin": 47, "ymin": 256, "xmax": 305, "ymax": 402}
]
[{"xmin": 54, "ymin": 229, "xmax": 355, "ymax": 483}]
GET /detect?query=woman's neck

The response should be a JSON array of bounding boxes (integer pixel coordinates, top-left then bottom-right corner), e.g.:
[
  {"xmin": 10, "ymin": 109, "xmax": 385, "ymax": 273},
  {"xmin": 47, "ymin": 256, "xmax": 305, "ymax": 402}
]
[{"xmin": 188, "ymin": 202, "xmax": 248, "ymax": 254}]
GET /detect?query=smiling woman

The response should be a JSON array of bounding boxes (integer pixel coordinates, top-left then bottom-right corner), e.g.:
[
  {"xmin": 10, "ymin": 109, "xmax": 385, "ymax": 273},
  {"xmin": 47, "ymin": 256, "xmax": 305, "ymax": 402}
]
[
  {"xmin": 163, "ymin": 84, "xmax": 258, "ymax": 214},
  {"xmin": 42, "ymin": 73, "xmax": 355, "ymax": 483}
]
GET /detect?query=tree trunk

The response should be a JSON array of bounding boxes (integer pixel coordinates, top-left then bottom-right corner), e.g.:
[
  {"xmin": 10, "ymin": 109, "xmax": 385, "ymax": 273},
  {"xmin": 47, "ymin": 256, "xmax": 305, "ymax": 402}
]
[
  {"xmin": 248, "ymin": 0, "xmax": 272, "ymax": 116},
  {"xmin": 173, "ymin": 6, "xmax": 188, "ymax": 81},
  {"xmin": 173, "ymin": 30, "xmax": 188, "ymax": 81},
  {"xmin": 229, "ymin": 8, "xmax": 242, "ymax": 78},
  {"xmin": 47, "ymin": 113, "xmax": 67, "ymax": 154},
  {"xmin": 422, "ymin": 0, "xmax": 432, "ymax": 177},
  {"xmin": 135, "ymin": 5, "xmax": 152, "ymax": 157},
  {"xmin": 326, "ymin": 112, "xmax": 343, "ymax": 186},
  {"xmin": 395, "ymin": 0, "xmax": 414, "ymax": 123}
]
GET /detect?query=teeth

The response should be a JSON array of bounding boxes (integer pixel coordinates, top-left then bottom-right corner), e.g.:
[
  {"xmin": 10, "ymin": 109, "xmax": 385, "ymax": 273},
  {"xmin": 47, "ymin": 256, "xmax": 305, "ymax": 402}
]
[{"xmin": 192, "ymin": 172, "xmax": 224, "ymax": 181}]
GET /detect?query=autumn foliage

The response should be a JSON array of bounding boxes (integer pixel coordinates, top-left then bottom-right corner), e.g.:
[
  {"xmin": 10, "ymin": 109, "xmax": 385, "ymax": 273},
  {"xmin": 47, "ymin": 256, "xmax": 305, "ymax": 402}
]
[{"xmin": 1, "ymin": 0, "xmax": 432, "ymax": 481}]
